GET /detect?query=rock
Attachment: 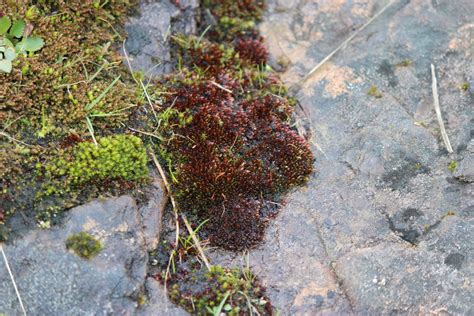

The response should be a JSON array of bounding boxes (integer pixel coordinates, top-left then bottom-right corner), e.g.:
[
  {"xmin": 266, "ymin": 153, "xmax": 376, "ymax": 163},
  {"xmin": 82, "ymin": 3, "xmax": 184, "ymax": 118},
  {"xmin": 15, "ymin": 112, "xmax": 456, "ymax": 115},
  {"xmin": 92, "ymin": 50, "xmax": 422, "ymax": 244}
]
[
  {"xmin": 0, "ymin": 176, "xmax": 183, "ymax": 315},
  {"xmin": 123, "ymin": 0, "xmax": 199, "ymax": 78},
  {"xmin": 206, "ymin": 0, "xmax": 474, "ymax": 314}
]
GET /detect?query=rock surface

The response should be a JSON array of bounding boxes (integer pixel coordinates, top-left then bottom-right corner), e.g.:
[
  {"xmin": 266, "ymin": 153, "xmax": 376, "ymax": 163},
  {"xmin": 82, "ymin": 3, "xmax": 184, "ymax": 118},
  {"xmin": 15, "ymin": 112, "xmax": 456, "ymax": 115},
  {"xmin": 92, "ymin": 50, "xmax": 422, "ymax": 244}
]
[
  {"xmin": 0, "ymin": 175, "xmax": 181, "ymax": 315},
  {"xmin": 211, "ymin": 0, "xmax": 473, "ymax": 314},
  {"xmin": 124, "ymin": 0, "xmax": 199, "ymax": 77}
]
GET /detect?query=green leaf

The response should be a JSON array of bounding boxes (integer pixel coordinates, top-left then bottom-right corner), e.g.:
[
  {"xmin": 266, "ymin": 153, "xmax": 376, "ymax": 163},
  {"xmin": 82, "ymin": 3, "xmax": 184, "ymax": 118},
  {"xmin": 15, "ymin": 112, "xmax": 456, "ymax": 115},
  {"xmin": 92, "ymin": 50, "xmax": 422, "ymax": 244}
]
[
  {"xmin": 1, "ymin": 37, "xmax": 14, "ymax": 48},
  {"xmin": 5, "ymin": 47, "xmax": 16, "ymax": 61},
  {"xmin": 0, "ymin": 59, "xmax": 12, "ymax": 73},
  {"xmin": 0, "ymin": 16, "xmax": 11, "ymax": 35},
  {"xmin": 24, "ymin": 36, "xmax": 44, "ymax": 52},
  {"xmin": 10, "ymin": 20, "xmax": 25, "ymax": 38}
]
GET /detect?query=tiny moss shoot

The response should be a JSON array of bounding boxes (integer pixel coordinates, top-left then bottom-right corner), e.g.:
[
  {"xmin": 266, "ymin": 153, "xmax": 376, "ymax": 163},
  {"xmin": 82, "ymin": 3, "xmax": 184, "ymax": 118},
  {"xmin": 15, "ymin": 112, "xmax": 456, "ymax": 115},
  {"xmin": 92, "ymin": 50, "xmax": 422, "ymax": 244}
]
[
  {"xmin": 460, "ymin": 82, "xmax": 469, "ymax": 91},
  {"xmin": 397, "ymin": 59, "xmax": 412, "ymax": 67},
  {"xmin": 368, "ymin": 85, "xmax": 383, "ymax": 98},
  {"xmin": 448, "ymin": 160, "xmax": 457, "ymax": 172},
  {"xmin": 66, "ymin": 232, "xmax": 103, "ymax": 259}
]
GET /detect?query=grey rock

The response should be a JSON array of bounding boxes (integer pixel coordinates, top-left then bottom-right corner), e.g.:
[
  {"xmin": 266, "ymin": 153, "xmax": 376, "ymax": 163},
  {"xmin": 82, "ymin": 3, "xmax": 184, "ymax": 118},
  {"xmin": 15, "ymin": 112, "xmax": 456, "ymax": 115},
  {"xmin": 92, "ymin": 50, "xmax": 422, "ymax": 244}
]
[
  {"xmin": 0, "ymin": 177, "xmax": 182, "ymax": 315},
  {"xmin": 123, "ymin": 0, "xmax": 199, "ymax": 77},
  {"xmin": 208, "ymin": 0, "xmax": 473, "ymax": 314}
]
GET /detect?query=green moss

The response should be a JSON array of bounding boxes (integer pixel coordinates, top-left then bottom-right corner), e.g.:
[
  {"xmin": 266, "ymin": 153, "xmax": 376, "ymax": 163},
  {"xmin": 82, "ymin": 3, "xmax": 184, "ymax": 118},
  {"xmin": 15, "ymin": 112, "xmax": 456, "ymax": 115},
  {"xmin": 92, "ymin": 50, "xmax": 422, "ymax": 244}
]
[
  {"xmin": 448, "ymin": 160, "xmax": 457, "ymax": 172},
  {"xmin": 42, "ymin": 134, "xmax": 148, "ymax": 186},
  {"xmin": 66, "ymin": 231, "xmax": 103, "ymax": 259},
  {"xmin": 368, "ymin": 85, "xmax": 383, "ymax": 98},
  {"xmin": 460, "ymin": 82, "xmax": 469, "ymax": 91},
  {"xmin": 159, "ymin": 262, "xmax": 272, "ymax": 315},
  {"xmin": 201, "ymin": 0, "xmax": 265, "ymax": 41},
  {"xmin": 397, "ymin": 59, "xmax": 412, "ymax": 67}
]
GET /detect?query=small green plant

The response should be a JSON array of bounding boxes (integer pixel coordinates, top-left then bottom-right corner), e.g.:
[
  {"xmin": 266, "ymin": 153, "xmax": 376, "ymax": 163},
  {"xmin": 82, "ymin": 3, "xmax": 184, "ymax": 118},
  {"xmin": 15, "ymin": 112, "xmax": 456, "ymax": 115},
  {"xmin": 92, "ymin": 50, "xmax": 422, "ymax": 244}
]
[
  {"xmin": 368, "ymin": 85, "xmax": 383, "ymax": 98},
  {"xmin": 66, "ymin": 231, "xmax": 102, "ymax": 259},
  {"xmin": 0, "ymin": 15, "xmax": 44, "ymax": 73},
  {"xmin": 460, "ymin": 82, "xmax": 469, "ymax": 91},
  {"xmin": 448, "ymin": 160, "xmax": 457, "ymax": 172}
]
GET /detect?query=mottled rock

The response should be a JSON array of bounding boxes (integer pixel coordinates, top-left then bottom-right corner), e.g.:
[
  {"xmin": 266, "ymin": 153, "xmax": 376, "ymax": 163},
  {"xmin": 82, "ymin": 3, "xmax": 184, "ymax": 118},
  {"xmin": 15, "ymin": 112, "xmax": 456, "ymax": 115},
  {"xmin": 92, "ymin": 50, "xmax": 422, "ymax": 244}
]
[
  {"xmin": 208, "ymin": 0, "xmax": 473, "ymax": 314},
  {"xmin": 0, "ymin": 177, "xmax": 179, "ymax": 315}
]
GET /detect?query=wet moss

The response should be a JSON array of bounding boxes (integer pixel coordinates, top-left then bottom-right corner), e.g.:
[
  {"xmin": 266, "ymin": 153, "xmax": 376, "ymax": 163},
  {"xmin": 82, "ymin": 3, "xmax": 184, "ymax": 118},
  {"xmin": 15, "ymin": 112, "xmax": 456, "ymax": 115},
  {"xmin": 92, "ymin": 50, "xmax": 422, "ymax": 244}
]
[
  {"xmin": 66, "ymin": 231, "xmax": 103, "ymax": 259},
  {"xmin": 39, "ymin": 134, "xmax": 148, "ymax": 186}
]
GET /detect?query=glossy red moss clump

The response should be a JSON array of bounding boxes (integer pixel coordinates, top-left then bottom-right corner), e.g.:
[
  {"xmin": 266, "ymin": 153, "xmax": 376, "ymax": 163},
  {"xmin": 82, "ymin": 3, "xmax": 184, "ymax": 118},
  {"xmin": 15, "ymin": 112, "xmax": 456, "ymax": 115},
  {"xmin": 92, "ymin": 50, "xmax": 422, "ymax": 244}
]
[
  {"xmin": 234, "ymin": 37, "xmax": 268, "ymax": 65},
  {"xmin": 155, "ymin": 38, "xmax": 313, "ymax": 251}
]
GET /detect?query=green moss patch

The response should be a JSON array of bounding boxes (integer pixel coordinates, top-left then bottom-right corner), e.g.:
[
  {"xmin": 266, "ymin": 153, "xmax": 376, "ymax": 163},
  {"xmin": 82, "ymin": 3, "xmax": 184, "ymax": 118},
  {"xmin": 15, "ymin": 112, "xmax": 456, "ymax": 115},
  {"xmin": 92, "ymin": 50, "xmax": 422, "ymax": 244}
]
[
  {"xmin": 40, "ymin": 135, "xmax": 148, "ymax": 186},
  {"xmin": 66, "ymin": 231, "xmax": 103, "ymax": 259}
]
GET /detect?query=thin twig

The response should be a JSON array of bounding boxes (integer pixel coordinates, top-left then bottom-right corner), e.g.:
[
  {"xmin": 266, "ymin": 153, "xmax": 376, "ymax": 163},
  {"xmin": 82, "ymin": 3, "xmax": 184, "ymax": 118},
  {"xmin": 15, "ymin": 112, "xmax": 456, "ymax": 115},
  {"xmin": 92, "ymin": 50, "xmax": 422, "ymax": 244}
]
[
  {"xmin": 1, "ymin": 245, "xmax": 27, "ymax": 316},
  {"xmin": 209, "ymin": 81, "xmax": 233, "ymax": 94},
  {"xmin": 300, "ymin": 0, "xmax": 396, "ymax": 85},
  {"xmin": 0, "ymin": 131, "xmax": 33, "ymax": 148},
  {"xmin": 431, "ymin": 64, "xmax": 453, "ymax": 153},
  {"xmin": 150, "ymin": 152, "xmax": 211, "ymax": 271}
]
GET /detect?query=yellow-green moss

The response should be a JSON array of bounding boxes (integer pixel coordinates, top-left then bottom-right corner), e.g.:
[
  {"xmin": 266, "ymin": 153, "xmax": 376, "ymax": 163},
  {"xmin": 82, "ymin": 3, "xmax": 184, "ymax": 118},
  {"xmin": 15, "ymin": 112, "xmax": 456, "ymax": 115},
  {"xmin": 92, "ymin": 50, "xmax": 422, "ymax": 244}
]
[
  {"xmin": 368, "ymin": 85, "xmax": 383, "ymax": 98},
  {"xmin": 448, "ymin": 160, "xmax": 457, "ymax": 172},
  {"xmin": 40, "ymin": 135, "xmax": 148, "ymax": 186},
  {"xmin": 66, "ymin": 231, "xmax": 103, "ymax": 259}
]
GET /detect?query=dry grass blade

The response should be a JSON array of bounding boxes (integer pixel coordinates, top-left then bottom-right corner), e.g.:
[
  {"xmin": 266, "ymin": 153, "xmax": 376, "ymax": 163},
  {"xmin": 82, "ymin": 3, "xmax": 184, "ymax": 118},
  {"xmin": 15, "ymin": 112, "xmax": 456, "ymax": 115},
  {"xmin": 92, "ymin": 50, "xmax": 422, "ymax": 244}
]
[
  {"xmin": 209, "ymin": 80, "xmax": 233, "ymax": 94},
  {"xmin": 431, "ymin": 64, "xmax": 453, "ymax": 153},
  {"xmin": 0, "ymin": 131, "xmax": 33, "ymax": 147},
  {"xmin": 1, "ymin": 244, "xmax": 27, "ymax": 316},
  {"xmin": 150, "ymin": 152, "xmax": 212, "ymax": 271},
  {"xmin": 122, "ymin": 40, "xmax": 159, "ymax": 123}
]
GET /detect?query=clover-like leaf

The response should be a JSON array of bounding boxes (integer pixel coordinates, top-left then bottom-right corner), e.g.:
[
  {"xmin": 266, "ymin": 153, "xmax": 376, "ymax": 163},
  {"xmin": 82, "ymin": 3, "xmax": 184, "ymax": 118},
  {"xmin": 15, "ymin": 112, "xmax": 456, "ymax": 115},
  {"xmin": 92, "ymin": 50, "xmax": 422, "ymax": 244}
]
[
  {"xmin": 0, "ymin": 59, "xmax": 12, "ymax": 73},
  {"xmin": 0, "ymin": 16, "xmax": 11, "ymax": 35},
  {"xmin": 0, "ymin": 37, "xmax": 14, "ymax": 48},
  {"xmin": 24, "ymin": 36, "xmax": 44, "ymax": 52},
  {"xmin": 10, "ymin": 20, "xmax": 26, "ymax": 38},
  {"xmin": 5, "ymin": 47, "xmax": 16, "ymax": 61}
]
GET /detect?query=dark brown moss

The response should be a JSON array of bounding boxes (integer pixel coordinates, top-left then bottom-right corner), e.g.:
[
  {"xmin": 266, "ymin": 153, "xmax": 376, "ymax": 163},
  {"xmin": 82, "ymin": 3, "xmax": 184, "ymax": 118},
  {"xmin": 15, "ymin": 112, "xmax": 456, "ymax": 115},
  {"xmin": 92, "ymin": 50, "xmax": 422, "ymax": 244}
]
[{"xmin": 149, "ymin": 34, "xmax": 314, "ymax": 251}]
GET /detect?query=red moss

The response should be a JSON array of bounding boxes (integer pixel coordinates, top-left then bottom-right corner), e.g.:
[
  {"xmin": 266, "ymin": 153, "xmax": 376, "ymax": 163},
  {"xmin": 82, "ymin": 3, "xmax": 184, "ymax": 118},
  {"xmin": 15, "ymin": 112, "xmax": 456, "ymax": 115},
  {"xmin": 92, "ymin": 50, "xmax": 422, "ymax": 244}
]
[
  {"xmin": 152, "ymin": 1, "xmax": 313, "ymax": 251},
  {"xmin": 208, "ymin": 198, "xmax": 265, "ymax": 250},
  {"xmin": 159, "ymin": 74, "xmax": 313, "ymax": 250},
  {"xmin": 234, "ymin": 37, "xmax": 268, "ymax": 65}
]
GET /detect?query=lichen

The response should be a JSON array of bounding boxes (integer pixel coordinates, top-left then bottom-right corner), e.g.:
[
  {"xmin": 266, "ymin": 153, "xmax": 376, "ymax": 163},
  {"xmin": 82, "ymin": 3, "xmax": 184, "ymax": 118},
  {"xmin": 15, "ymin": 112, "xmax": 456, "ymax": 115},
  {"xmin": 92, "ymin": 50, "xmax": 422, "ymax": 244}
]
[{"xmin": 66, "ymin": 231, "xmax": 103, "ymax": 259}]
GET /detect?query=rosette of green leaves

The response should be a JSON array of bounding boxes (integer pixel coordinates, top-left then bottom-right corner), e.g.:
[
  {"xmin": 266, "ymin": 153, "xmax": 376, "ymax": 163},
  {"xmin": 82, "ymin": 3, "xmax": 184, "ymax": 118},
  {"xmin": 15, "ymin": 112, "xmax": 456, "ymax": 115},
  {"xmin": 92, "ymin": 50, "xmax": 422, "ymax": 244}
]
[{"xmin": 0, "ymin": 16, "xmax": 44, "ymax": 73}]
